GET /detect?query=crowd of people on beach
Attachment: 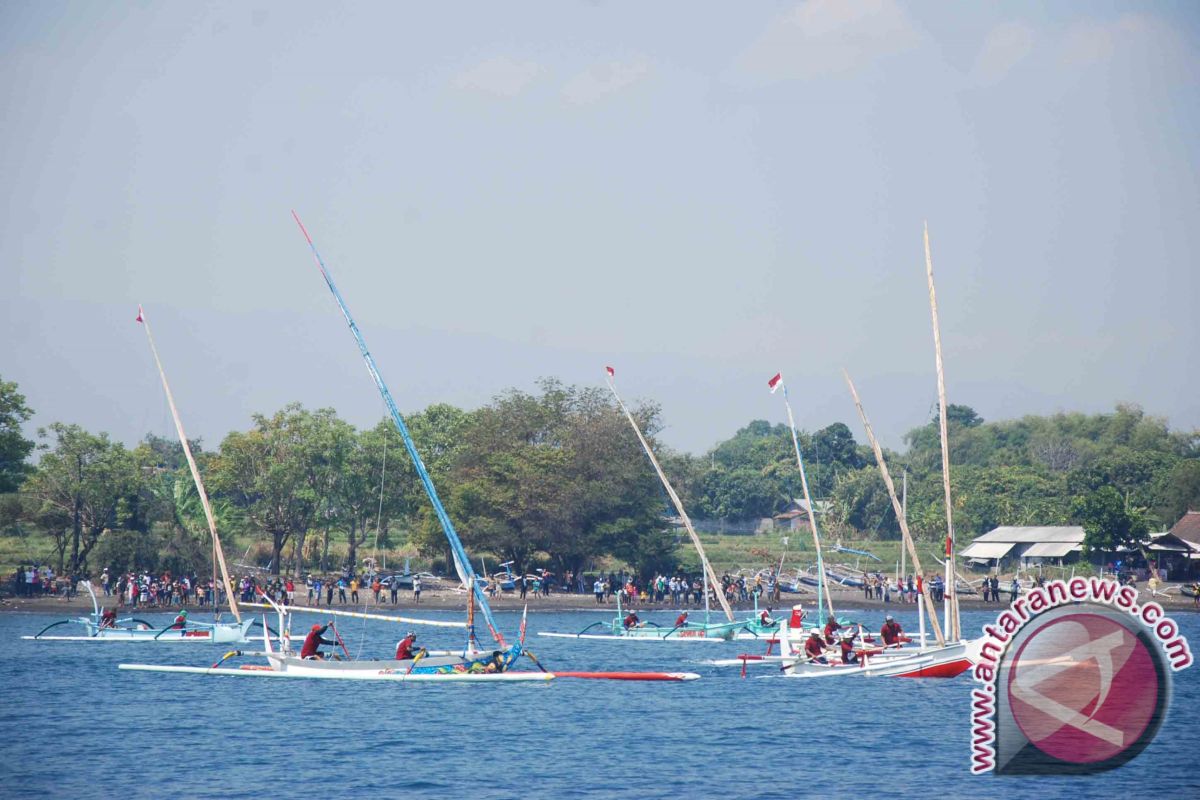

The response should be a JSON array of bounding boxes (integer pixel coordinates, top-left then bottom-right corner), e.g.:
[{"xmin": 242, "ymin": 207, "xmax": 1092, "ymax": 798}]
[{"xmin": 10, "ymin": 564, "xmax": 73, "ymax": 597}]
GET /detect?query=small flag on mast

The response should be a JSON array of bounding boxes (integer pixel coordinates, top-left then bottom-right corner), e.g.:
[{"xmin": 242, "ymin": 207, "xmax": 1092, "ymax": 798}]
[
  {"xmin": 768, "ymin": 372, "xmax": 783, "ymax": 393},
  {"xmin": 136, "ymin": 305, "xmax": 144, "ymax": 323},
  {"xmin": 605, "ymin": 366, "xmax": 615, "ymax": 378}
]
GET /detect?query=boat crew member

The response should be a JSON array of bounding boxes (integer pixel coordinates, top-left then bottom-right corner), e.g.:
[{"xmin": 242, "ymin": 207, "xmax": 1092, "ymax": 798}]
[
  {"xmin": 840, "ymin": 632, "xmax": 860, "ymax": 665},
  {"xmin": 759, "ymin": 608, "xmax": 775, "ymax": 627},
  {"xmin": 804, "ymin": 631, "xmax": 828, "ymax": 664},
  {"xmin": 301, "ymin": 622, "xmax": 336, "ymax": 660},
  {"xmin": 623, "ymin": 611, "xmax": 640, "ymax": 630},
  {"xmin": 675, "ymin": 611, "xmax": 689, "ymax": 628},
  {"xmin": 395, "ymin": 631, "xmax": 419, "ymax": 660},
  {"xmin": 484, "ymin": 650, "xmax": 505, "ymax": 673},
  {"xmin": 881, "ymin": 614, "xmax": 904, "ymax": 646},
  {"xmin": 170, "ymin": 609, "xmax": 188, "ymax": 630},
  {"xmin": 100, "ymin": 608, "xmax": 117, "ymax": 629},
  {"xmin": 823, "ymin": 617, "xmax": 841, "ymax": 644}
]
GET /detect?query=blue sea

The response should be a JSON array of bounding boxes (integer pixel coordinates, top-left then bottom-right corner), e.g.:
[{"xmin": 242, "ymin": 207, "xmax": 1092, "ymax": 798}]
[{"xmin": 3, "ymin": 606, "xmax": 1198, "ymax": 798}]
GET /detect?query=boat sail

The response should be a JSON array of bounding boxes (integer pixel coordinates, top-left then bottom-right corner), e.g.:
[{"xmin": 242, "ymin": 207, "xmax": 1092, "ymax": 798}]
[
  {"xmin": 541, "ymin": 368, "xmax": 750, "ymax": 641},
  {"xmin": 25, "ymin": 308, "xmax": 253, "ymax": 644}
]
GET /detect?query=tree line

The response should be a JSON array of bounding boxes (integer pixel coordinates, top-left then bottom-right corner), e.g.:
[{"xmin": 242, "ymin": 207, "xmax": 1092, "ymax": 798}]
[{"xmin": 2, "ymin": 372, "xmax": 1199, "ymax": 579}]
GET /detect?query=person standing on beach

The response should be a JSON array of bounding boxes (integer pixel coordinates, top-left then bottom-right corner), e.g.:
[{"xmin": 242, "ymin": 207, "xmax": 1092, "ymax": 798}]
[
  {"xmin": 350, "ymin": 577, "xmax": 360, "ymax": 604},
  {"xmin": 337, "ymin": 578, "xmax": 347, "ymax": 604},
  {"xmin": 594, "ymin": 578, "xmax": 604, "ymax": 604},
  {"xmin": 413, "ymin": 574, "xmax": 422, "ymax": 604},
  {"xmin": 326, "ymin": 580, "xmax": 334, "ymax": 606},
  {"xmin": 1009, "ymin": 578, "xmax": 1019, "ymax": 603}
]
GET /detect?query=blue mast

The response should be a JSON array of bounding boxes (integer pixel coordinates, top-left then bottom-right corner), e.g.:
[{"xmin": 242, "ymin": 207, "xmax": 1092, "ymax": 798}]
[{"xmin": 293, "ymin": 211, "xmax": 505, "ymax": 646}]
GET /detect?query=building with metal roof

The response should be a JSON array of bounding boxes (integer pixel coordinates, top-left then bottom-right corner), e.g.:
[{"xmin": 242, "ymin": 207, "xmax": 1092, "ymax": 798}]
[{"xmin": 959, "ymin": 526, "xmax": 1085, "ymax": 568}]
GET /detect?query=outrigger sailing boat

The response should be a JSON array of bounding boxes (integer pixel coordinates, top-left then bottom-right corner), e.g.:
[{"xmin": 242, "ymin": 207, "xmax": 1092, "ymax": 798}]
[
  {"xmin": 121, "ymin": 214, "xmax": 699, "ymax": 683},
  {"xmin": 774, "ymin": 226, "xmax": 980, "ymax": 679},
  {"xmin": 540, "ymin": 369, "xmax": 756, "ymax": 642},
  {"xmin": 26, "ymin": 308, "xmax": 252, "ymax": 644}
]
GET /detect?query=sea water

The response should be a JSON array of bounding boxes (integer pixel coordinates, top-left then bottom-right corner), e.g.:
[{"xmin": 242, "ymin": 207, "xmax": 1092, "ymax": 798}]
[{"xmin": 3, "ymin": 607, "xmax": 1198, "ymax": 798}]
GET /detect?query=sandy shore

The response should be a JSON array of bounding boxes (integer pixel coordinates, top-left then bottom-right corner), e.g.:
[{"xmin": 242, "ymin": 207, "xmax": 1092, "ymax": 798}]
[{"xmin": 4, "ymin": 582, "xmax": 1196, "ymax": 614}]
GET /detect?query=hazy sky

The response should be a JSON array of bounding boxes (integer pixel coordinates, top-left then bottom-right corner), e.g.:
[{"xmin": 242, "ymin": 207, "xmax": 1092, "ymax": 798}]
[{"xmin": 3, "ymin": 1, "xmax": 1198, "ymax": 456}]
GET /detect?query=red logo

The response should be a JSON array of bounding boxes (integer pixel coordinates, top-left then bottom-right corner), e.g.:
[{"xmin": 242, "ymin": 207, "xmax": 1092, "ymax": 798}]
[
  {"xmin": 991, "ymin": 608, "xmax": 1170, "ymax": 774},
  {"xmin": 1008, "ymin": 614, "xmax": 1158, "ymax": 765}
]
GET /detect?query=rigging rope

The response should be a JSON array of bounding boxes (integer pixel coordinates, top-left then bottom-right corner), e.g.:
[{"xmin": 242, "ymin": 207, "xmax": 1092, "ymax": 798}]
[{"xmin": 355, "ymin": 413, "xmax": 389, "ymax": 660}]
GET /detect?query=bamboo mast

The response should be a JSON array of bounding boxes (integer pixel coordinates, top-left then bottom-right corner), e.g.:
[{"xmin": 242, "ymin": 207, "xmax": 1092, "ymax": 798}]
[
  {"xmin": 773, "ymin": 374, "xmax": 836, "ymax": 623},
  {"xmin": 924, "ymin": 223, "xmax": 961, "ymax": 641},
  {"xmin": 843, "ymin": 370, "xmax": 945, "ymax": 646},
  {"xmin": 899, "ymin": 470, "xmax": 907, "ymax": 583},
  {"xmin": 138, "ymin": 307, "xmax": 241, "ymax": 623},
  {"xmin": 605, "ymin": 369, "xmax": 735, "ymax": 622}
]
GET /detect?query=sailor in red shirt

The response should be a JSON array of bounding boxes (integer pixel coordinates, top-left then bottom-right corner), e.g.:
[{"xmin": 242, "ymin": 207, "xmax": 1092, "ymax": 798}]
[
  {"xmin": 623, "ymin": 611, "xmax": 641, "ymax": 630},
  {"xmin": 839, "ymin": 631, "xmax": 860, "ymax": 664},
  {"xmin": 300, "ymin": 622, "xmax": 336, "ymax": 660},
  {"xmin": 674, "ymin": 611, "xmax": 689, "ymax": 628},
  {"xmin": 395, "ymin": 631, "xmax": 418, "ymax": 660},
  {"xmin": 759, "ymin": 607, "xmax": 776, "ymax": 627},
  {"xmin": 823, "ymin": 617, "xmax": 841, "ymax": 644},
  {"xmin": 170, "ymin": 609, "xmax": 188, "ymax": 630},
  {"xmin": 880, "ymin": 614, "xmax": 904, "ymax": 646},
  {"xmin": 100, "ymin": 608, "xmax": 118, "ymax": 629},
  {"xmin": 804, "ymin": 631, "xmax": 828, "ymax": 664}
]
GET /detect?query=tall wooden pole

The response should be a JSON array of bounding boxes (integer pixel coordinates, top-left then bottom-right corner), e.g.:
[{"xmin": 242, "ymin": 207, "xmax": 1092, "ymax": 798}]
[
  {"xmin": 605, "ymin": 371, "xmax": 734, "ymax": 622},
  {"xmin": 776, "ymin": 376, "xmax": 836, "ymax": 623},
  {"xmin": 924, "ymin": 223, "xmax": 961, "ymax": 641},
  {"xmin": 139, "ymin": 309, "xmax": 241, "ymax": 623},
  {"xmin": 843, "ymin": 370, "xmax": 945, "ymax": 646}
]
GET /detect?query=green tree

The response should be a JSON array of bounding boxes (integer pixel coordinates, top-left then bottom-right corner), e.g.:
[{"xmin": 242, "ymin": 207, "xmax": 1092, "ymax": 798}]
[
  {"xmin": 1157, "ymin": 459, "xmax": 1200, "ymax": 525},
  {"xmin": 1072, "ymin": 486, "xmax": 1149, "ymax": 557},
  {"xmin": 25, "ymin": 423, "xmax": 138, "ymax": 574},
  {"xmin": 0, "ymin": 377, "xmax": 35, "ymax": 492},
  {"xmin": 213, "ymin": 404, "xmax": 322, "ymax": 575}
]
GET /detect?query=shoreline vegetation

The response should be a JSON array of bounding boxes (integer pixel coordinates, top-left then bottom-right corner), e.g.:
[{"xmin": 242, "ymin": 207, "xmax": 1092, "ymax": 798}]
[{"xmin": 1, "ymin": 375, "xmax": 1198, "ymax": 592}]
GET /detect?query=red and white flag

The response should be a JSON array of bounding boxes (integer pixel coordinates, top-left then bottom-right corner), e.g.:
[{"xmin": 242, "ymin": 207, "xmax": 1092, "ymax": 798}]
[
  {"xmin": 768, "ymin": 372, "xmax": 783, "ymax": 393},
  {"xmin": 135, "ymin": 305, "xmax": 144, "ymax": 323},
  {"xmin": 605, "ymin": 366, "xmax": 615, "ymax": 379}
]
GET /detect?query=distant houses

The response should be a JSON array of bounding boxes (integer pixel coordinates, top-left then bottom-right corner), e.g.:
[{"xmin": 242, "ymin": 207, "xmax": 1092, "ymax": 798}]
[
  {"xmin": 772, "ymin": 498, "xmax": 832, "ymax": 532},
  {"xmin": 960, "ymin": 526, "xmax": 1085, "ymax": 569},
  {"xmin": 959, "ymin": 511, "xmax": 1200, "ymax": 580}
]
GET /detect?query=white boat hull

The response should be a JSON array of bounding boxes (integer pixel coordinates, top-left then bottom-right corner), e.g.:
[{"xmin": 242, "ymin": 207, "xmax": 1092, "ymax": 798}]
[
  {"xmin": 24, "ymin": 619, "xmax": 255, "ymax": 643},
  {"xmin": 118, "ymin": 663, "xmax": 554, "ymax": 682}
]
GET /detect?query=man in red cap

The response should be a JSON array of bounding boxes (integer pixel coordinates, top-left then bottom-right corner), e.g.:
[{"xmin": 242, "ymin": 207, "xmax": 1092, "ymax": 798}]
[{"xmin": 300, "ymin": 621, "xmax": 336, "ymax": 660}]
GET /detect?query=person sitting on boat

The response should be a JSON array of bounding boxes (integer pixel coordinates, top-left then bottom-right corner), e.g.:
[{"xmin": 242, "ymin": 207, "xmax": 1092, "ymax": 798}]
[
  {"xmin": 675, "ymin": 611, "xmax": 689, "ymax": 628},
  {"xmin": 759, "ymin": 607, "xmax": 776, "ymax": 628},
  {"xmin": 623, "ymin": 611, "xmax": 641, "ymax": 630},
  {"xmin": 395, "ymin": 631, "xmax": 420, "ymax": 661},
  {"xmin": 100, "ymin": 608, "xmax": 118, "ymax": 629},
  {"xmin": 840, "ymin": 632, "xmax": 860, "ymax": 665},
  {"xmin": 484, "ymin": 650, "xmax": 505, "ymax": 673},
  {"xmin": 170, "ymin": 609, "xmax": 188, "ymax": 630},
  {"xmin": 823, "ymin": 618, "xmax": 841, "ymax": 645},
  {"xmin": 804, "ymin": 631, "xmax": 828, "ymax": 664},
  {"xmin": 301, "ymin": 622, "xmax": 336, "ymax": 660},
  {"xmin": 880, "ymin": 614, "xmax": 904, "ymax": 647}
]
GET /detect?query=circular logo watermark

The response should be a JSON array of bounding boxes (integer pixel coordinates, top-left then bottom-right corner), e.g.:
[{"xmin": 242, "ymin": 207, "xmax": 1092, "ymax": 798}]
[
  {"xmin": 1006, "ymin": 611, "xmax": 1165, "ymax": 770},
  {"xmin": 969, "ymin": 578, "xmax": 1190, "ymax": 776}
]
